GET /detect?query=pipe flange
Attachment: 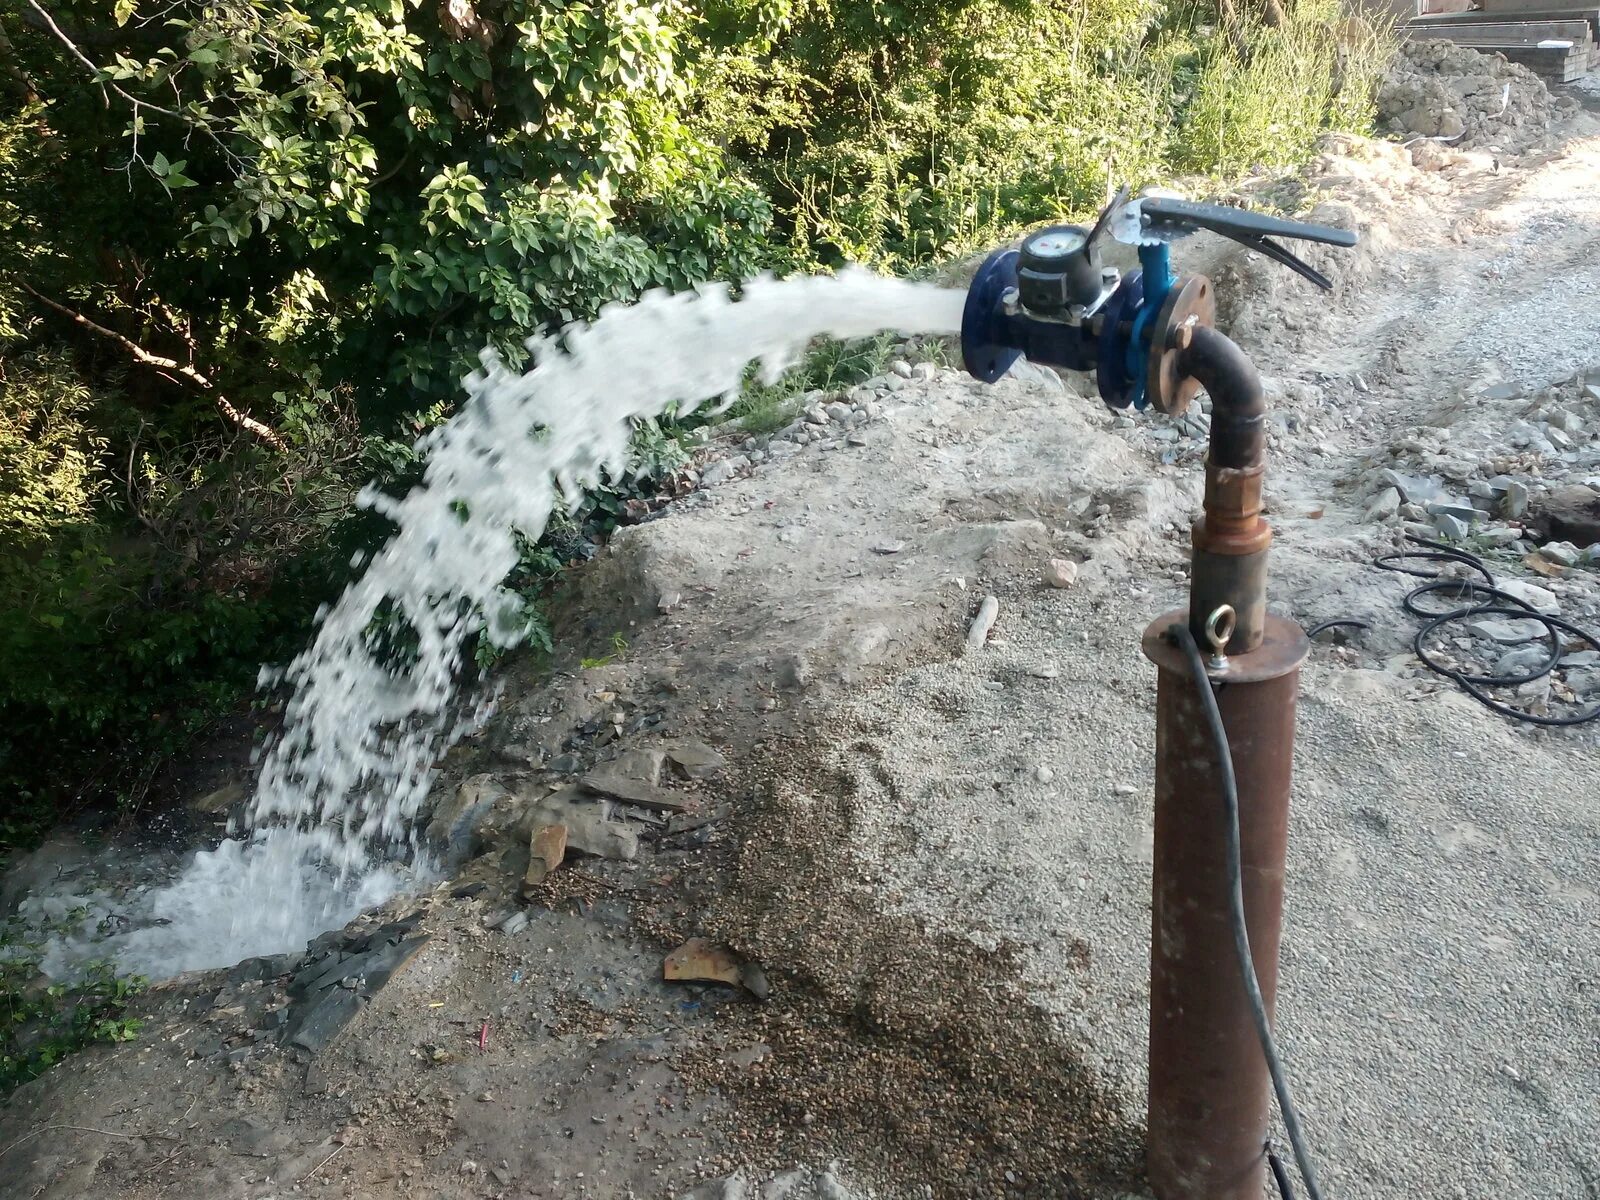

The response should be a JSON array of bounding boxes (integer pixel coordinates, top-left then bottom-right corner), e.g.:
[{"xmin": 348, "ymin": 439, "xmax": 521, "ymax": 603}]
[{"xmin": 1146, "ymin": 274, "xmax": 1217, "ymax": 416}]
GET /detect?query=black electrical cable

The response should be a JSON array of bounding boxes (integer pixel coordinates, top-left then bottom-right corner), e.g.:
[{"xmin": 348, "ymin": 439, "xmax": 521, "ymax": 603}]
[
  {"xmin": 1267, "ymin": 1141, "xmax": 1297, "ymax": 1200},
  {"xmin": 1371, "ymin": 535, "xmax": 1600, "ymax": 726},
  {"xmin": 1303, "ymin": 618, "xmax": 1372, "ymax": 640},
  {"xmin": 1169, "ymin": 623, "xmax": 1326, "ymax": 1200}
]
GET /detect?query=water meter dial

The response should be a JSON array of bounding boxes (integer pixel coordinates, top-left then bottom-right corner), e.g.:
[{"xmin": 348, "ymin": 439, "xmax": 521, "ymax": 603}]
[{"xmin": 1016, "ymin": 224, "xmax": 1104, "ymax": 317}]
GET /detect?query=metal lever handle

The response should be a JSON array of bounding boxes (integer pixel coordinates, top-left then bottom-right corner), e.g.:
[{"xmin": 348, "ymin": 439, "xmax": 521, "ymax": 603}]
[
  {"xmin": 1138, "ymin": 196, "xmax": 1355, "ymax": 293},
  {"xmin": 1138, "ymin": 197, "xmax": 1357, "ymax": 249}
]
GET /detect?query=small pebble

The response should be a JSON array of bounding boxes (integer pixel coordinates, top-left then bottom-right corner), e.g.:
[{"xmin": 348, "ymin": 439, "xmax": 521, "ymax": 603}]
[{"xmin": 1043, "ymin": 559, "xmax": 1079, "ymax": 589}]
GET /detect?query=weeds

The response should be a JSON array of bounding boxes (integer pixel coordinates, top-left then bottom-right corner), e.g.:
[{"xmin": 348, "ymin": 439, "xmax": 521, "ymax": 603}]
[
  {"xmin": 581, "ymin": 632, "xmax": 630, "ymax": 670},
  {"xmin": 729, "ymin": 332, "xmax": 956, "ymax": 433},
  {"xmin": 1174, "ymin": 2, "xmax": 1398, "ymax": 176},
  {"xmin": 0, "ymin": 920, "xmax": 143, "ymax": 1096}
]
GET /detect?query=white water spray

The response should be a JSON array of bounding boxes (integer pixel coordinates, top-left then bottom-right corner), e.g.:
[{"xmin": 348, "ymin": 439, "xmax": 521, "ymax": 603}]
[{"xmin": 25, "ymin": 271, "xmax": 966, "ymax": 980}]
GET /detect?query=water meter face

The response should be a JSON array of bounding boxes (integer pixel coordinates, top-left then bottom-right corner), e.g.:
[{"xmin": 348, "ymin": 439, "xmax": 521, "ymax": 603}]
[
  {"xmin": 1023, "ymin": 227, "xmax": 1089, "ymax": 260},
  {"xmin": 1017, "ymin": 224, "xmax": 1102, "ymax": 315}
]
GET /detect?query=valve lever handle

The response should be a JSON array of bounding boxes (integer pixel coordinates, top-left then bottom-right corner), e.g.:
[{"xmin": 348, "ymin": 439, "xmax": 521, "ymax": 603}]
[
  {"xmin": 1137, "ymin": 196, "xmax": 1355, "ymax": 292},
  {"xmin": 1138, "ymin": 196, "xmax": 1357, "ymax": 248}
]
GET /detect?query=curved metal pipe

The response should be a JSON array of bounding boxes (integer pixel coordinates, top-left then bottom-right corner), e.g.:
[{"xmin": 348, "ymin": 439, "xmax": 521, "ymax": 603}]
[
  {"xmin": 1177, "ymin": 326, "xmax": 1271, "ymax": 653},
  {"xmin": 1180, "ymin": 326, "xmax": 1264, "ymax": 471}
]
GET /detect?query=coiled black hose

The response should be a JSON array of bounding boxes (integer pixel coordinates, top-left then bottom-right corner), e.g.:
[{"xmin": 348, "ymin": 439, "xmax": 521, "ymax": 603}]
[{"xmin": 1370, "ymin": 536, "xmax": 1600, "ymax": 727}]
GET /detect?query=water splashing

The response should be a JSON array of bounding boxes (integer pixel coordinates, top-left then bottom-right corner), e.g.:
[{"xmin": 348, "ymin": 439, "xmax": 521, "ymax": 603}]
[{"xmin": 24, "ymin": 271, "xmax": 966, "ymax": 980}]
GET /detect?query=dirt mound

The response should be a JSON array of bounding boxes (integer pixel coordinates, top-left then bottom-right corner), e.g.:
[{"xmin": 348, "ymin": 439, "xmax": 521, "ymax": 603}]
[{"xmin": 1379, "ymin": 40, "xmax": 1559, "ymax": 152}]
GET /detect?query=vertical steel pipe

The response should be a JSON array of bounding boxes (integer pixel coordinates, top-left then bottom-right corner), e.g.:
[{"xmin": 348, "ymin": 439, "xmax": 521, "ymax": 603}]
[
  {"xmin": 1177, "ymin": 327, "xmax": 1271, "ymax": 656},
  {"xmin": 1142, "ymin": 614, "xmax": 1308, "ymax": 1200}
]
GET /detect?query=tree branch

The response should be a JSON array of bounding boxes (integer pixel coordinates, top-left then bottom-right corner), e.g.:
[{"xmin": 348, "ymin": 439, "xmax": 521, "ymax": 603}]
[
  {"xmin": 20, "ymin": 281, "xmax": 289, "ymax": 452},
  {"xmin": 23, "ymin": 0, "xmax": 241, "ymax": 167}
]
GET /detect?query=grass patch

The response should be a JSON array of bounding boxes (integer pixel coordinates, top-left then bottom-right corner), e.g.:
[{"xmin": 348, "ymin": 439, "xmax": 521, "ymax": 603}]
[{"xmin": 729, "ymin": 332, "xmax": 957, "ymax": 436}]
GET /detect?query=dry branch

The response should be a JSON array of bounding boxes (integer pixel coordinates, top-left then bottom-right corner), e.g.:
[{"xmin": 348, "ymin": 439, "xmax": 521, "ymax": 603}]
[{"xmin": 19, "ymin": 282, "xmax": 288, "ymax": 452}]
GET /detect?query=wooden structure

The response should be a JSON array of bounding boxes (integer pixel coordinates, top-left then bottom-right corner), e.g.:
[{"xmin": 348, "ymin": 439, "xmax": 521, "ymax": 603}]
[{"xmin": 1405, "ymin": 3, "xmax": 1600, "ymax": 83}]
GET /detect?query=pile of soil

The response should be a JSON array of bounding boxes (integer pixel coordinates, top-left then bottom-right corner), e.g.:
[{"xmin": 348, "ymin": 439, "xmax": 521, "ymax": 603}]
[{"xmin": 1379, "ymin": 39, "xmax": 1564, "ymax": 151}]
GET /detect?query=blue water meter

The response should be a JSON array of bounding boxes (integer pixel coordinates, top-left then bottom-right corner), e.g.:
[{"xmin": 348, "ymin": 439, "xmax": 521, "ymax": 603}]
[{"xmin": 961, "ymin": 191, "xmax": 1357, "ymax": 413}]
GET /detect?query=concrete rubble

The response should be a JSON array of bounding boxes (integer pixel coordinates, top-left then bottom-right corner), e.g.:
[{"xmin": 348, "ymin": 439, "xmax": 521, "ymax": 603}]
[{"xmin": 1379, "ymin": 39, "xmax": 1569, "ymax": 152}]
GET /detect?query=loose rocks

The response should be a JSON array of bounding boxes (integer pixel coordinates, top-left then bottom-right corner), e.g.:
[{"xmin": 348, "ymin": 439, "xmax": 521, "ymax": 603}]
[
  {"xmin": 1379, "ymin": 41, "xmax": 1559, "ymax": 153},
  {"xmin": 965, "ymin": 596, "xmax": 1000, "ymax": 653}
]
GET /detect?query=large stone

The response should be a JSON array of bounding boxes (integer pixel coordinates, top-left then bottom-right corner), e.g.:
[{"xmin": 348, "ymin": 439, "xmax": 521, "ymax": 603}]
[
  {"xmin": 1427, "ymin": 500, "xmax": 1479, "ymax": 525},
  {"xmin": 522, "ymin": 824, "xmax": 568, "ymax": 894},
  {"xmin": 1364, "ymin": 487, "xmax": 1402, "ymax": 522},
  {"xmin": 584, "ymin": 748, "xmax": 665, "ymax": 790},
  {"xmin": 425, "ymin": 775, "xmax": 511, "ymax": 862},
  {"xmin": 1494, "ymin": 578, "xmax": 1560, "ymax": 615},
  {"xmin": 1538, "ymin": 541, "xmax": 1581, "ymax": 568},
  {"xmin": 190, "ymin": 781, "xmax": 246, "ymax": 814},
  {"xmin": 1380, "ymin": 470, "xmax": 1448, "ymax": 505},
  {"xmin": 227, "ymin": 953, "xmax": 297, "ymax": 986},
  {"xmin": 662, "ymin": 938, "xmax": 769, "ymax": 1000},
  {"xmin": 1530, "ymin": 485, "xmax": 1600, "ymax": 548},
  {"xmin": 1042, "ymin": 559, "xmax": 1079, "ymax": 589},
  {"xmin": 580, "ymin": 777, "xmax": 689, "ymax": 813},
  {"xmin": 1495, "ymin": 645, "xmax": 1554, "ymax": 678},
  {"xmin": 665, "ymin": 739, "xmax": 726, "ymax": 780},
  {"xmin": 283, "ymin": 988, "xmax": 365, "ymax": 1055},
  {"xmin": 699, "ymin": 456, "xmax": 750, "ymax": 490},
  {"xmin": 1466, "ymin": 617, "xmax": 1546, "ymax": 645},
  {"xmin": 1502, "ymin": 480, "xmax": 1531, "ymax": 520},
  {"xmin": 1569, "ymin": 668, "xmax": 1600, "ymax": 697},
  {"xmin": 281, "ymin": 934, "xmax": 430, "ymax": 1055},
  {"xmin": 513, "ymin": 786, "xmax": 639, "ymax": 860},
  {"xmin": 581, "ymin": 749, "xmax": 688, "ymax": 812}
]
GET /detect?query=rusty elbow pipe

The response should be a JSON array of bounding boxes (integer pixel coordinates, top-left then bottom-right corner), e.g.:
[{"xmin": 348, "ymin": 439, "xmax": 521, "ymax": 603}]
[{"xmin": 1178, "ymin": 326, "xmax": 1270, "ymax": 654}]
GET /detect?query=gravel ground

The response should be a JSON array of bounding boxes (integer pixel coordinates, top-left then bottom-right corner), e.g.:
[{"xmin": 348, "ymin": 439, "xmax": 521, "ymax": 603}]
[{"xmin": 836, "ymin": 590, "xmax": 1600, "ymax": 1198}]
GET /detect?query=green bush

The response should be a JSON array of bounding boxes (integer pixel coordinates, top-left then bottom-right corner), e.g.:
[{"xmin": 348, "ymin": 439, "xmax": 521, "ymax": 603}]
[
  {"xmin": 0, "ymin": 380, "xmax": 367, "ymax": 843},
  {"xmin": 0, "ymin": 348, "xmax": 108, "ymax": 542},
  {"xmin": 1, "ymin": 919, "xmax": 142, "ymax": 1095},
  {"xmin": 704, "ymin": 0, "xmax": 1392, "ymax": 270}
]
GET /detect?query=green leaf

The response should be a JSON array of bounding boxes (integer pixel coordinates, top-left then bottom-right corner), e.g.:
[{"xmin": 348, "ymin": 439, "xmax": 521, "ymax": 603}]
[{"xmin": 113, "ymin": 0, "xmax": 136, "ymax": 26}]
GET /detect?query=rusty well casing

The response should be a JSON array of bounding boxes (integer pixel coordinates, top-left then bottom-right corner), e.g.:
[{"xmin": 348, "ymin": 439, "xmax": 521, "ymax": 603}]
[{"xmin": 1141, "ymin": 614, "xmax": 1309, "ymax": 1200}]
